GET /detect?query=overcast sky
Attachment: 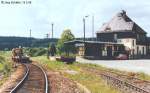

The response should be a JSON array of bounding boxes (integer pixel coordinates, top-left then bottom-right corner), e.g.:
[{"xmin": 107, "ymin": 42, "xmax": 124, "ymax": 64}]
[{"xmin": 0, "ymin": 0, "xmax": 150, "ymax": 38}]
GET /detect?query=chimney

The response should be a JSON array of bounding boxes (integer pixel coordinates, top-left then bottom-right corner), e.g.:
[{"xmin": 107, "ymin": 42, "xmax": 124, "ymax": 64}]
[{"xmin": 121, "ymin": 10, "xmax": 126, "ymax": 15}]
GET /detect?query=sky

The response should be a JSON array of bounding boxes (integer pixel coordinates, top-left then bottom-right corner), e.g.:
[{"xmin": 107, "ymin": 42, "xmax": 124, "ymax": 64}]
[{"xmin": 0, "ymin": 0, "xmax": 150, "ymax": 38}]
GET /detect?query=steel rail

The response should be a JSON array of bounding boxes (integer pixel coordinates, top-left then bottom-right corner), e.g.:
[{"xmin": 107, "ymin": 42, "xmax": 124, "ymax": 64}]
[
  {"xmin": 10, "ymin": 64, "xmax": 48, "ymax": 93},
  {"xmin": 34, "ymin": 64, "xmax": 49, "ymax": 93},
  {"xmin": 10, "ymin": 64, "xmax": 29, "ymax": 93}
]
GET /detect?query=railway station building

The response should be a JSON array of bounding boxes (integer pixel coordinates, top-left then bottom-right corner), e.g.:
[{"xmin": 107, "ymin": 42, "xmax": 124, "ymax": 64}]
[{"xmin": 65, "ymin": 10, "xmax": 150, "ymax": 59}]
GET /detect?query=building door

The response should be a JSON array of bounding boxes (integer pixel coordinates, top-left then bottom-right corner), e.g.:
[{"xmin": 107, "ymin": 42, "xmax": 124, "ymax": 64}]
[
  {"xmin": 142, "ymin": 47, "xmax": 144, "ymax": 55},
  {"xmin": 107, "ymin": 46, "xmax": 112, "ymax": 57}
]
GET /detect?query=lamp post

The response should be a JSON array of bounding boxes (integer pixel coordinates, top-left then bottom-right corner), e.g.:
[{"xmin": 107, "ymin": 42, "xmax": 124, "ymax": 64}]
[
  {"xmin": 83, "ymin": 18, "xmax": 85, "ymax": 43},
  {"xmin": 83, "ymin": 15, "xmax": 89, "ymax": 56},
  {"xmin": 51, "ymin": 23, "xmax": 54, "ymax": 39}
]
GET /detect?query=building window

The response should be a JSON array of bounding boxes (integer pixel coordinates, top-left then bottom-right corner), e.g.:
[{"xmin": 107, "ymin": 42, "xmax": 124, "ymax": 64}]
[
  {"xmin": 114, "ymin": 46, "xmax": 118, "ymax": 51},
  {"xmin": 132, "ymin": 40, "xmax": 135, "ymax": 46},
  {"xmin": 137, "ymin": 34, "xmax": 139, "ymax": 41},
  {"xmin": 142, "ymin": 47, "xmax": 145, "ymax": 55},
  {"xmin": 137, "ymin": 46, "xmax": 139, "ymax": 55},
  {"xmin": 117, "ymin": 39, "xmax": 121, "ymax": 43}
]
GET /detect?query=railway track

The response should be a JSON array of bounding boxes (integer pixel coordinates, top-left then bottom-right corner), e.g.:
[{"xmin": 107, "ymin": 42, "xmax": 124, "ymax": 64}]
[
  {"xmin": 86, "ymin": 68, "xmax": 150, "ymax": 93},
  {"xmin": 101, "ymin": 73, "xmax": 150, "ymax": 93},
  {"xmin": 10, "ymin": 63, "xmax": 48, "ymax": 93}
]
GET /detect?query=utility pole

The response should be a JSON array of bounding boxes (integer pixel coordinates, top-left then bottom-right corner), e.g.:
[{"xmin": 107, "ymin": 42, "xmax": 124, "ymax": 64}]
[
  {"xmin": 29, "ymin": 29, "xmax": 32, "ymax": 47},
  {"xmin": 92, "ymin": 15, "xmax": 94, "ymax": 40},
  {"xmin": 51, "ymin": 23, "xmax": 54, "ymax": 39},
  {"xmin": 30, "ymin": 29, "xmax": 31, "ymax": 38}
]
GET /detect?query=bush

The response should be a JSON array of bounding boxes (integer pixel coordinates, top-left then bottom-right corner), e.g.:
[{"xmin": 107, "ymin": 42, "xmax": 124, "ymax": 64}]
[
  {"xmin": 0, "ymin": 53, "xmax": 12, "ymax": 76},
  {"xmin": 24, "ymin": 47, "xmax": 47, "ymax": 57},
  {"xmin": 34, "ymin": 48, "xmax": 47, "ymax": 56}
]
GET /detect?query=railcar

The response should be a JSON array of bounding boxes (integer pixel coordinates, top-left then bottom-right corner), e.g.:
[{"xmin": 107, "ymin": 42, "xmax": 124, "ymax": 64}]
[{"xmin": 12, "ymin": 48, "xmax": 31, "ymax": 63}]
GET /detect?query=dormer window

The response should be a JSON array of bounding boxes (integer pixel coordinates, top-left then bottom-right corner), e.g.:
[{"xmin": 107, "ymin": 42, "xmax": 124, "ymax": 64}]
[
  {"xmin": 114, "ymin": 34, "xmax": 117, "ymax": 41},
  {"xmin": 105, "ymin": 27, "xmax": 111, "ymax": 31}
]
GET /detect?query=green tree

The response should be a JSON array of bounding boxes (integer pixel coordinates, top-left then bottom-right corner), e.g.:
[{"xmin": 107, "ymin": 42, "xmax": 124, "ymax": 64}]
[{"xmin": 57, "ymin": 29, "xmax": 75, "ymax": 55}]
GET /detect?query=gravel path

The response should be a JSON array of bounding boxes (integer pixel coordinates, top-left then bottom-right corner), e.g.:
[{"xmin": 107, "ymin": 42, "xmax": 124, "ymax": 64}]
[{"xmin": 76, "ymin": 57, "xmax": 150, "ymax": 75}]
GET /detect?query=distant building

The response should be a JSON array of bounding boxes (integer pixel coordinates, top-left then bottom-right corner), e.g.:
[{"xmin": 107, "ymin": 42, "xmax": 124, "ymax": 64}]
[{"xmin": 65, "ymin": 10, "xmax": 150, "ymax": 59}]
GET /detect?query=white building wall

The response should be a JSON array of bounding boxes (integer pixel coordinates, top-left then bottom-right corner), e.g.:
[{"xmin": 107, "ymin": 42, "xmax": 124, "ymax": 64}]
[
  {"xmin": 117, "ymin": 38, "xmax": 146, "ymax": 55},
  {"xmin": 102, "ymin": 51, "xmax": 107, "ymax": 56},
  {"xmin": 136, "ymin": 45, "xmax": 146, "ymax": 55}
]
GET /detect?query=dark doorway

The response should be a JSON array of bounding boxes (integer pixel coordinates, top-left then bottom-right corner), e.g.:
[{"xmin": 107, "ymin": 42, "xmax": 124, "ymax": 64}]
[{"xmin": 107, "ymin": 46, "xmax": 112, "ymax": 57}]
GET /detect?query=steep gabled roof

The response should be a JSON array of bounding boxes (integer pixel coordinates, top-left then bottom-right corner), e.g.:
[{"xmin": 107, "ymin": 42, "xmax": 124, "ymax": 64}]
[{"xmin": 97, "ymin": 10, "xmax": 146, "ymax": 34}]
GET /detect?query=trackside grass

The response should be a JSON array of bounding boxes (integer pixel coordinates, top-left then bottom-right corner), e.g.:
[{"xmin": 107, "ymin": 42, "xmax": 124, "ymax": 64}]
[
  {"xmin": 32, "ymin": 56, "xmax": 121, "ymax": 93},
  {"xmin": 0, "ymin": 51, "xmax": 13, "ymax": 86},
  {"xmin": 138, "ymin": 72, "xmax": 150, "ymax": 81}
]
